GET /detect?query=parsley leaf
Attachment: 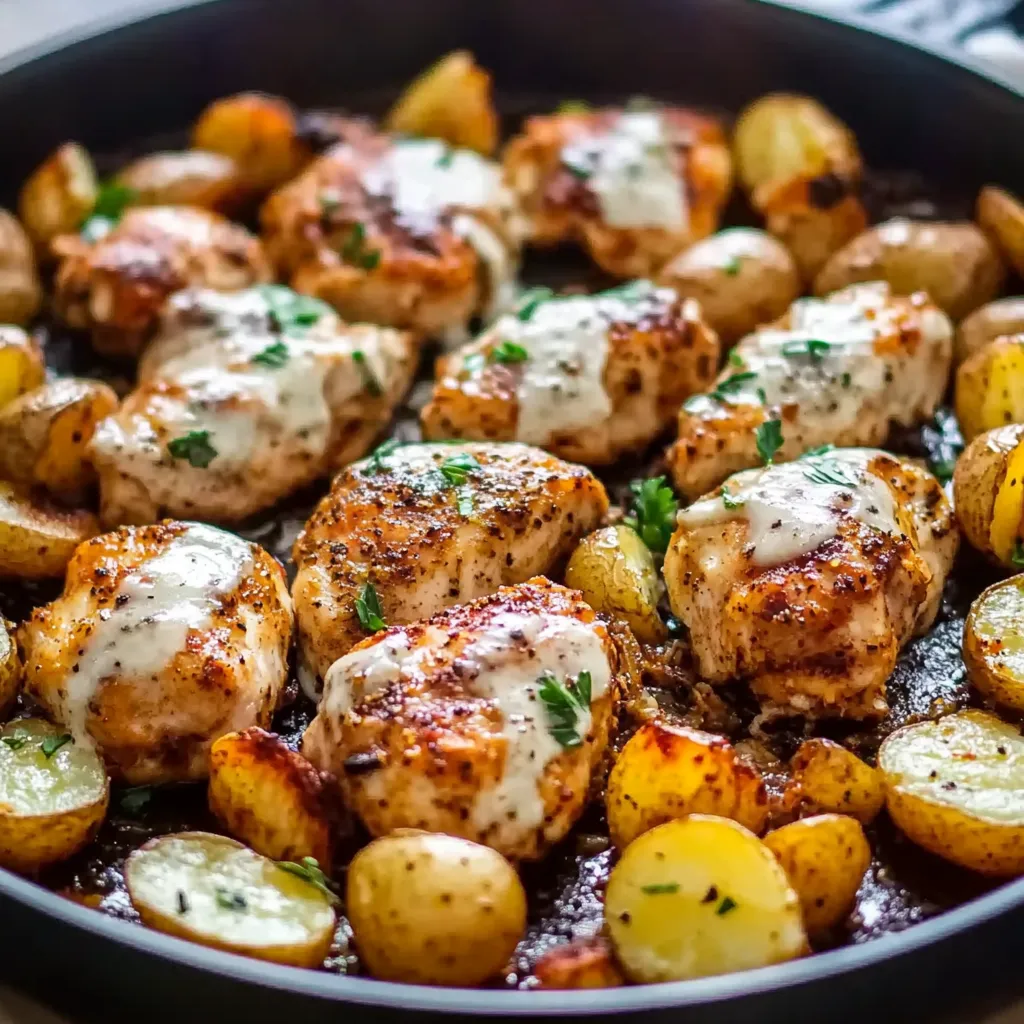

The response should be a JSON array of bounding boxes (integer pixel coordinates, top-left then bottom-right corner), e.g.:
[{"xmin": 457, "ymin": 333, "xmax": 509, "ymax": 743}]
[
  {"xmin": 354, "ymin": 582, "xmax": 386, "ymax": 633},
  {"xmin": 80, "ymin": 181, "xmax": 137, "ymax": 241},
  {"xmin": 40, "ymin": 733, "xmax": 73, "ymax": 759},
  {"xmin": 755, "ymin": 419, "xmax": 784, "ymax": 466},
  {"xmin": 439, "ymin": 453, "xmax": 481, "ymax": 486},
  {"xmin": 538, "ymin": 670, "xmax": 593, "ymax": 749},
  {"xmin": 782, "ymin": 338, "xmax": 831, "ymax": 362},
  {"xmin": 257, "ymin": 284, "xmax": 332, "ymax": 333},
  {"xmin": 340, "ymin": 222, "xmax": 381, "ymax": 270},
  {"xmin": 728, "ymin": 350, "xmax": 745, "ymax": 368},
  {"xmin": 362, "ymin": 437, "xmax": 403, "ymax": 475},
  {"xmin": 624, "ymin": 476, "xmax": 678, "ymax": 554},
  {"xmin": 1, "ymin": 732, "xmax": 28, "ymax": 751},
  {"xmin": 277, "ymin": 857, "xmax": 339, "ymax": 904},
  {"xmin": 516, "ymin": 287, "xmax": 555, "ymax": 322},
  {"xmin": 435, "ymin": 147, "xmax": 455, "ymax": 169},
  {"xmin": 562, "ymin": 154, "xmax": 592, "ymax": 180},
  {"xmin": 723, "ymin": 256, "xmax": 743, "ymax": 277},
  {"xmin": 641, "ymin": 883, "xmax": 680, "ymax": 895},
  {"xmin": 801, "ymin": 457, "xmax": 860, "ymax": 489},
  {"xmin": 716, "ymin": 896, "xmax": 738, "ymax": 916},
  {"xmin": 215, "ymin": 887, "xmax": 248, "ymax": 912},
  {"xmin": 352, "ymin": 350, "xmax": 383, "ymax": 396},
  {"xmin": 120, "ymin": 786, "xmax": 153, "ymax": 814},
  {"xmin": 167, "ymin": 430, "xmax": 218, "ymax": 469},
  {"xmin": 1013, "ymin": 539, "xmax": 1024, "ymax": 569},
  {"xmin": 491, "ymin": 341, "xmax": 529, "ymax": 364},
  {"xmin": 251, "ymin": 340, "xmax": 290, "ymax": 368},
  {"xmin": 801, "ymin": 444, "xmax": 836, "ymax": 459},
  {"xmin": 721, "ymin": 488, "xmax": 745, "ymax": 510},
  {"xmin": 456, "ymin": 487, "xmax": 474, "ymax": 516},
  {"xmin": 462, "ymin": 352, "xmax": 486, "ymax": 376},
  {"xmin": 685, "ymin": 372, "xmax": 758, "ymax": 411}
]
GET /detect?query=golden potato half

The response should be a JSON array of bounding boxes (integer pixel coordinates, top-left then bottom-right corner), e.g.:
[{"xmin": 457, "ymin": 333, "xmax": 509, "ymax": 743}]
[
  {"xmin": 18, "ymin": 142, "xmax": 98, "ymax": 250},
  {"xmin": 125, "ymin": 832, "xmax": 336, "ymax": 967},
  {"xmin": 0, "ymin": 482, "xmax": 98, "ymax": 579},
  {"xmin": 0, "ymin": 326, "xmax": 45, "ymax": 412},
  {"xmin": 0, "ymin": 620, "xmax": 21, "ymax": 720},
  {"xmin": 977, "ymin": 185, "xmax": 1024, "ymax": 277},
  {"xmin": 879, "ymin": 709, "xmax": 1024, "ymax": 876},
  {"xmin": 964, "ymin": 576, "xmax": 1024, "ymax": 713},
  {"xmin": 0, "ymin": 210, "xmax": 42, "ymax": 325},
  {"xmin": 789, "ymin": 738, "xmax": 885, "ymax": 824},
  {"xmin": 955, "ymin": 336, "xmax": 1024, "ymax": 443},
  {"xmin": 956, "ymin": 298, "xmax": 1024, "ymax": 368},
  {"xmin": 0, "ymin": 718, "xmax": 108, "ymax": 871}
]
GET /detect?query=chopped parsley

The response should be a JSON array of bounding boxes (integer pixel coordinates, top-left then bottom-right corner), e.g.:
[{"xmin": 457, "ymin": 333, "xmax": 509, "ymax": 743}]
[
  {"xmin": 728, "ymin": 350, "xmax": 745, "ymax": 368},
  {"xmin": 277, "ymin": 857, "xmax": 339, "ymax": 904},
  {"xmin": 490, "ymin": 340, "xmax": 529, "ymax": 364},
  {"xmin": 716, "ymin": 896, "xmax": 738, "ymax": 916},
  {"xmin": 1, "ymin": 732, "xmax": 28, "ymax": 751},
  {"xmin": 755, "ymin": 419, "xmax": 783, "ymax": 466},
  {"xmin": 353, "ymin": 350, "xmax": 383, "ymax": 396},
  {"xmin": 930, "ymin": 456, "xmax": 958, "ymax": 484},
  {"xmin": 439, "ymin": 452, "xmax": 481, "ymax": 486},
  {"xmin": 685, "ymin": 372, "xmax": 758, "ymax": 412},
  {"xmin": 40, "ymin": 733, "xmax": 73, "ymax": 759},
  {"xmin": 215, "ymin": 887, "xmax": 248, "ymax": 912},
  {"xmin": 722, "ymin": 256, "xmax": 743, "ymax": 277},
  {"xmin": 456, "ymin": 487, "xmax": 475, "ymax": 516},
  {"xmin": 641, "ymin": 882, "xmax": 680, "ymax": 895},
  {"xmin": 562, "ymin": 153, "xmax": 592, "ymax": 180},
  {"xmin": 516, "ymin": 286, "xmax": 555, "ymax": 322},
  {"xmin": 251, "ymin": 340, "xmax": 290, "ymax": 368},
  {"xmin": 167, "ymin": 430, "xmax": 217, "ymax": 469},
  {"xmin": 354, "ymin": 582, "xmax": 386, "ymax": 633},
  {"xmin": 721, "ymin": 488, "xmax": 745, "ymax": 510},
  {"xmin": 801, "ymin": 444, "xmax": 836, "ymax": 459},
  {"xmin": 340, "ymin": 222, "xmax": 382, "ymax": 270},
  {"xmin": 782, "ymin": 338, "xmax": 831, "ymax": 362},
  {"xmin": 1012, "ymin": 539, "xmax": 1024, "ymax": 569},
  {"xmin": 80, "ymin": 181, "xmax": 138, "ymax": 241},
  {"xmin": 120, "ymin": 786, "xmax": 153, "ymax": 814},
  {"xmin": 362, "ymin": 437, "xmax": 403, "ymax": 475},
  {"xmin": 538, "ymin": 670, "xmax": 592, "ymax": 749},
  {"xmin": 624, "ymin": 476, "xmax": 678, "ymax": 555},
  {"xmin": 257, "ymin": 284, "xmax": 332, "ymax": 333},
  {"xmin": 802, "ymin": 457, "xmax": 860, "ymax": 489},
  {"xmin": 462, "ymin": 352, "xmax": 487, "ymax": 376},
  {"xmin": 435, "ymin": 147, "xmax": 455, "ymax": 169}
]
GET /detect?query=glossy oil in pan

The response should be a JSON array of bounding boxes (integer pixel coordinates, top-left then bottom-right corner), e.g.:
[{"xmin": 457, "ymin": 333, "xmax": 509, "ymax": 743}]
[{"xmin": 1, "ymin": 1, "xmax": 1023, "ymax": 1021}]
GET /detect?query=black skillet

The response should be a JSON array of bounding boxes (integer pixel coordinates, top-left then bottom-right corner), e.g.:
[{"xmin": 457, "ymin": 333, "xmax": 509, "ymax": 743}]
[{"xmin": 1, "ymin": 0, "xmax": 1024, "ymax": 1021}]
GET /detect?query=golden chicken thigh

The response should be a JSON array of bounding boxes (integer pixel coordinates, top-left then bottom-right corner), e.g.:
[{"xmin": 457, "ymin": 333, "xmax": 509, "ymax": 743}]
[
  {"xmin": 664, "ymin": 448, "xmax": 957, "ymax": 720},
  {"xmin": 291, "ymin": 441, "xmax": 609, "ymax": 692},
  {"xmin": 303, "ymin": 577, "xmax": 635, "ymax": 860},
  {"xmin": 420, "ymin": 281, "xmax": 719, "ymax": 465},
  {"xmin": 20, "ymin": 520, "xmax": 293, "ymax": 784}
]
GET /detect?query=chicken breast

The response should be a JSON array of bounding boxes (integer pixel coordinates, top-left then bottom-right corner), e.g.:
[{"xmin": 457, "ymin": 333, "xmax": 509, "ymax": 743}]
[
  {"xmin": 303, "ymin": 577, "xmax": 636, "ymax": 860},
  {"xmin": 668, "ymin": 282, "xmax": 953, "ymax": 500},
  {"xmin": 420, "ymin": 280, "xmax": 719, "ymax": 465},
  {"xmin": 89, "ymin": 285, "xmax": 417, "ymax": 526},
  {"xmin": 261, "ymin": 132, "xmax": 523, "ymax": 341},
  {"xmin": 503, "ymin": 106, "xmax": 732, "ymax": 278},
  {"xmin": 291, "ymin": 441, "xmax": 609, "ymax": 692},
  {"xmin": 21, "ymin": 520, "xmax": 293, "ymax": 784},
  {"xmin": 664, "ymin": 448, "xmax": 958, "ymax": 720},
  {"xmin": 52, "ymin": 206, "xmax": 272, "ymax": 358}
]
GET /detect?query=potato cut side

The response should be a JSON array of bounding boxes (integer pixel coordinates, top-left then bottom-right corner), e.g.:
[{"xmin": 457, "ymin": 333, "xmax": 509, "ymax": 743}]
[
  {"xmin": 989, "ymin": 436, "xmax": 1024, "ymax": 564},
  {"xmin": 0, "ymin": 327, "xmax": 45, "ymax": 411},
  {"xmin": 964, "ymin": 577, "xmax": 1024, "ymax": 713},
  {"xmin": 0, "ymin": 481, "xmax": 98, "ymax": 578},
  {"xmin": 125, "ymin": 832, "xmax": 336, "ymax": 967},
  {"xmin": 0, "ymin": 620, "xmax": 21, "ymax": 718},
  {"xmin": 605, "ymin": 815, "xmax": 807, "ymax": 983},
  {"xmin": 956, "ymin": 336, "xmax": 1024, "ymax": 442},
  {"xmin": 18, "ymin": 142, "xmax": 98, "ymax": 250},
  {"xmin": 879, "ymin": 710, "xmax": 1024, "ymax": 876},
  {"xmin": 0, "ymin": 718, "xmax": 108, "ymax": 871},
  {"xmin": 789, "ymin": 738, "xmax": 885, "ymax": 824}
]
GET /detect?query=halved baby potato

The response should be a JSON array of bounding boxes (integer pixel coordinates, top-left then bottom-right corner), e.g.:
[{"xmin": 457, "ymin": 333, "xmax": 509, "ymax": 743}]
[
  {"xmin": 956, "ymin": 298, "xmax": 1024, "ymax": 368},
  {"xmin": 0, "ymin": 326, "xmax": 45, "ymax": 412},
  {"xmin": 605, "ymin": 815, "xmax": 807, "ymax": 983},
  {"xmin": 964, "ymin": 576, "xmax": 1024, "ymax": 712},
  {"xmin": 606, "ymin": 721, "xmax": 768, "ymax": 849},
  {"xmin": 0, "ymin": 717, "xmax": 109, "ymax": 872},
  {"xmin": 789, "ymin": 738, "xmax": 885, "ymax": 824},
  {"xmin": 18, "ymin": 142, "xmax": 99, "ymax": 250},
  {"xmin": 0, "ymin": 620, "xmax": 21, "ymax": 719},
  {"xmin": 0, "ymin": 209, "xmax": 42, "ymax": 325},
  {"xmin": 879, "ymin": 709, "xmax": 1024, "ymax": 876},
  {"xmin": 763, "ymin": 814, "xmax": 870, "ymax": 935},
  {"xmin": 0, "ymin": 482, "xmax": 98, "ymax": 578},
  {"xmin": 977, "ymin": 185, "xmax": 1024, "ymax": 277},
  {"xmin": 955, "ymin": 336, "xmax": 1024, "ymax": 442},
  {"xmin": 208, "ymin": 728, "xmax": 331, "ymax": 865},
  {"xmin": 115, "ymin": 150, "xmax": 245, "ymax": 213},
  {"xmin": 125, "ymin": 832, "xmax": 336, "ymax": 967}
]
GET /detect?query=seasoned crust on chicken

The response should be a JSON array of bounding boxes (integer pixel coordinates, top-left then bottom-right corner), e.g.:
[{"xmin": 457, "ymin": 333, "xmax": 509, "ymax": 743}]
[
  {"xmin": 664, "ymin": 449, "xmax": 958, "ymax": 720},
  {"xmin": 89, "ymin": 286, "xmax": 417, "ymax": 526},
  {"xmin": 261, "ymin": 133, "xmax": 523, "ymax": 338},
  {"xmin": 52, "ymin": 206, "xmax": 272, "ymax": 358},
  {"xmin": 291, "ymin": 442, "xmax": 609, "ymax": 689},
  {"xmin": 303, "ymin": 577, "xmax": 636, "ymax": 860},
  {"xmin": 420, "ymin": 281, "xmax": 719, "ymax": 465},
  {"xmin": 20, "ymin": 521, "xmax": 293, "ymax": 784},
  {"xmin": 503, "ymin": 107, "xmax": 732, "ymax": 278},
  {"xmin": 668, "ymin": 282, "xmax": 953, "ymax": 500}
]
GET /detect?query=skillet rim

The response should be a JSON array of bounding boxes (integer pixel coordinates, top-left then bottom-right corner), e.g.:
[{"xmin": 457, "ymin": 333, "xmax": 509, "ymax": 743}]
[{"xmin": 1, "ymin": 0, "xmax": 1023, "ymax": 1012}]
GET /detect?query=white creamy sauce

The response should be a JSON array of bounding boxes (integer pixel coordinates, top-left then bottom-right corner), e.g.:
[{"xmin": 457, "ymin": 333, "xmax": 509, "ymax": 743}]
[
  {"xmin": 451, "ymin": 213, "xmax": 519, "ymax": 326},
  {"xmin": 678, "ymin": 450, "xmax": 902, "ymax": 566},
  {"xmin": 62, "ymin": 523, "xmax": 253, "ymax": 746},
  {"xmin": 563, "ymin": 112, "xmax": 687, "ymax": 230}
]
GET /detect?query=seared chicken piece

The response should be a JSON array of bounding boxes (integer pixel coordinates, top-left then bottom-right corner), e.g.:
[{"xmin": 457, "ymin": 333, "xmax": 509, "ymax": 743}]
[
  {"xmin": 261, "ymin": 132, "xmax": 523, "ymax": 340},
  {"xmin": 664, "ymin": 448, "xmax": 958, "ymax": 720},
  {"xmin": 292, "ymin": 441, "xmax": 609, "ymax": 691},
  {"xmin": 52, "ymin": 206, "xmax": 272, "ymax": 358},
  {"xmin": 89, "ymin": 285, "xmax": 417, "ymax": 526},
  {"xmin": 21, "ymin": 520, "xmax": 293, "ymax": 784},
  {"xmin": 420, "ymin": 280, "xmax": 719, "ymax": 465},
  {"xmin": 668, "ymin": 282, "xmax": 953, "ymax": 500},
  {"xmin": 303, "ymin": 577, "xmax": 635, "ymax": 860},
  {"xmin": 503, "ymin": 106, "xmax": 732, "ymax": 278}
]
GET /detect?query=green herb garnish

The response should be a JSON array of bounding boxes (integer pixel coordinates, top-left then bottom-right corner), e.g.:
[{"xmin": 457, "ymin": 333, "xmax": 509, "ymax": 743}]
[
  {"xmin": 802, "ymin": 457, "xmax": 860, "ymax": 489},
  {"xmin": 711, "ymin": 372, "xmax": 758, "ymax": 402},
  {"xmin": 462, "ymin": 352, "xmax": 487, "ymax": 376},
  {"xmin": 755, "ymin": 419, "xmax": 784, "ymax": 466},
  {"xmin": 363, "ymin": 437, "xmax": 403, "ymax": 475},
  {"xmin": 624, "ymin": 476, "xmax": 678, "ymax": 555},
  {"xmin": 340, "ymin": 222, "xmax": 382, "ymax": 270},
  {"xmin": 40, "ymin": 734, "xmax": 73, "ymax": 759},
  {"xmin": 801, "ymin": 444, "xmax": 836, "ymax": 459},
  {"xmin": 439, "ymin": 452, "xmax": 481, "ymax": 486},
  {"xmin": 457, "ymin": 488, "xmax": 475, "ymax": 517},
  {"xmin": 1012, "ymin": 540, "xmax": 1024, "ymax": 569},
  {"xmin": 120, "ymin": 786, "xmax": 153, "ymax": 814},
  {"xmin": 80, "ymin": 181, "xmax": 138, "ymax": 241},
  {"xmin": 257, "ymin": 284, "xmax": 333, "ymax": 333},
  {"xmin": 516, "ymin": 287, "xmax": 555, "ymax": 322},
  {"xmin": 538, "ymin": 670, "xmax": 593, "ymax": 749},
  {"xmin": 641, "ymin": 882, "xmax": 680, "ymax": 895},
  {"xmin": 354, "ymin": 582, "xmax": 386, "ymax": 633},
  {"xmin": 435, "ymin": 147, "xmax": 455, "ymax": 169},
  {"xmin": 562, "ymin": 154, "xmax": 592, "ymax": 180},
  {"xmin": 353, "ymin": 350, "xmax": 383, "ymax": 396},
  {"xmin": 728, "ymin": 350, "xmax": 745, "ymax": 368},
  {"xmin": 721, "ymin": 488, "xmax": 745, "ymax": 511},
  {"xmin": 167, "ymin": 430, "xmax": 217, "ymax": 469},
  {"xmin": 716, "ymin": 896, "xmax": 738, "ymax": 916},
  {"xmin": 782, "ymin": 338, "xmax": 831, "ymax": 362},
  {"xmin": 277, "ymin": 857, "xmax": 339, "ymax": 904},
  {"xmin": 251, "ymin": 340, "xmax": 290, "ymax": 368},
  {"xmin": 723, "ymin": 256, "xmax": 743, "ymax": 277},
  {"xmin": 1, "ymin": 732, "xmax": 28, "ymax": 751},
  {"xmin": 215, "ymin": 887, "xmax": 248, "ymax": 912},
  {"xmin": 490, "ymin": 340, "xmax": 529, "ymax": 364}
]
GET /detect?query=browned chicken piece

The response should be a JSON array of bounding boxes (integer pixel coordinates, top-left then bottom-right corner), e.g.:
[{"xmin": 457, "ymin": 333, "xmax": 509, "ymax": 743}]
[
  {"xmin": 303, "ymin": 577, "xmax": 635, "ymax": 860},
  {"xmin": 664, "ymin": 448, "xmax": 958, "ymax": 720},
  {"xmin": 261, "ymin": 132, "xmax": 523, "ymax": 340},
  {"xmin": 533, "ymin": 938, "xmax": 625, "ymax": 989},
  {"xmin": 89, "ymin": 285, "xmax": 417, "ymax": 526},
  {"xmin": 51, "ymin": 206, "xmax": 272, "ymax": 357},
  {"xmin": 420, "ymin": 280, "xmax": 719, "ymax": 465},
  {"xmin": 668, "ymin": 282, "xmax": 954, "ymax": 500},
  {"xmin": 291, "ymin": 441, "xmax": 609, "ymax": 692},
  {"xmin": 503, "ymin": 106, "xmax": 732, "ymax": 278},
  {"xmin": 20, "ymin": 520, "xmax": 293, "ymax": 784}
]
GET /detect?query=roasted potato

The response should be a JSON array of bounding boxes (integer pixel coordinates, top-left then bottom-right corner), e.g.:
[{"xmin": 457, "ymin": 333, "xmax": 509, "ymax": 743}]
[
  {"xmin": 956, "ymin": 298, "xmax": 1024, "ymax": 367},
  {"xmin": 814, "ymin": 218, "xmax": 1005, "ymax": 321},
  {"xmin": 0, "ymin": 718, "xmax": 109, "ymax": 872},
  {"xmin": 953, "ymin": 423, "xmax": 1024, "ymax": 567},
  {"xmin": 564, "ymin": 525, "xmax": 666, "ymax": 644},
  {"xmin": 385, "ymin": 50, "xmax": 499, "ymax": 156},
  {"xmin": 18, "ymin": 142, "xmax": 98, "ymax": 250},
  {"xmin": 656, "ymin": 228, "xmax": 801, "ymax": 345},
  {"xmin": 879, "ymin": 709, "xmax": 1024, "ymax": 876},
  {"xmin": 955, "ymin": 336, "xmax": 1024, "ymax": 442},
  {"xmin": 208, "ymin": 728, "xmax": 331, "ymax": 865},
  {"xmin": 115, "ymin": 150, "xmax": 245, "ymax": 212},
  {"xmin": 346, "ymin": 831, "xmax": 526, "ymax": 986},
  {"xmin": 0, "ymin": 481, "xmax": 98, "ymax": 578},
  {"xmin": 606, "ymin": 721, "xmax": 769, "ymax": 849},
  {"xmin": 789, "ymin": 738, "xmax": 885, "ymax": 824},
  {"xmin": 0, "ymin": 326, "xmax": 45, "ymax": 411},
  {"xmin": 125, "ymin": 832, "xmax": 336, "ymax": 966},
  {"xmin": 964, "ymin": 576, "xmax": 1024, "ymax": 712},
  {"xmin": 763, "ymin": 815, "xmax": 870, "ymax": 935},
  {"xmin": 605, "ymin": 815, "xmax": 807, "ymax": 983},
  {"xmin": 0, "ymin": 209, "xmax": 42, "ymax": 324},
  {"xmin": 978, "ymin": 185, "xmax": 1024, "ymax": 277},
  {"xmin": 0, "ymin": 620, "xmax": 21, "ymax": 719},
  {"xmin": 0, "ymin": 378, "xmax": 118, "ymax": 500},
  {"xmin": 533, "ymin": 938, "xmax": 624, "ymax": 990}
]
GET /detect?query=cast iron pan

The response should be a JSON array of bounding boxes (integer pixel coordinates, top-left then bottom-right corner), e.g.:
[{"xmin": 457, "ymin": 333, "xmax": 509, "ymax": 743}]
[{"xmin": 1, "ymin": 1, "xmax": 1024, "ymax": 1021}]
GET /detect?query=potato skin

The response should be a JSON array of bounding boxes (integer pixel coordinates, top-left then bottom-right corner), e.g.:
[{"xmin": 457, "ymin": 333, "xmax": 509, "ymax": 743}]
[
  {"xmin": 964, "ymin": 576, "xmax": 1024, "ymax": 713},
  {"xmin": 955, "ymin": 336, "xmax": 1024, "ymax": 442},
  {"xmin": 0, "ymin": 209, "xmax": 42, "ymax": 324},
  {"xmin": 657, "ymin": 228, "xmax": 800, "ymax": 345},
  {"xmin": 956, "ymin": 298, "xmax": 1024, "ymax": 367},
  {"xmin": 789, "ymin": 738, "xmax": 885, "ymax": 824},
  {"xmin": 0, "ymin": 326, "xmax": 45, "ymax": 411},
  {"xmin": 208, "ymin": 727, "xmax": 332, "ymax": 865},
  {"xmin": 606, "ymin": 721, "xmax": 768, "ymax": 849},
  {"xmin": 977, "ymin": 185, "xmax": 1024, "ymax": 277},
  {"xmin": 116, "ymin": 150, "xmax": 246, "ymax": 213},
  {"xmin": 346, "ymin": 831, "xmax": 527, "ymax": 986},
  {"xmin": 0, "ymin": 482, "xmax": 98, "ymax": 579},
  {"xmin": 764, "ymin": 815, "xmax": 870, "ymax": 934},
  {"xmin": 814, "ymin": 218, "xmax": 1006, "ymax": 321},
  {"xmin": 0, "ymin": 620, "xmax": 21, "ymax": 719},
  {"xmin": 18, "ymin": 142, "xmax": 98, "ymax": 250},
  {"xmin": 533, "ymin": 938, "xmax": 624, "ymax": 989}
]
